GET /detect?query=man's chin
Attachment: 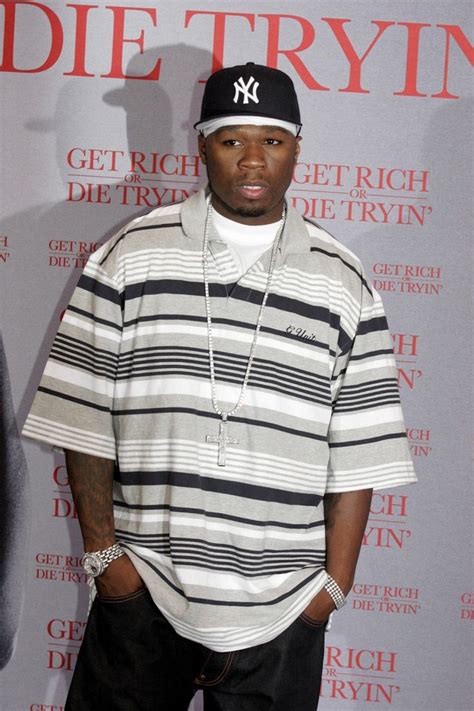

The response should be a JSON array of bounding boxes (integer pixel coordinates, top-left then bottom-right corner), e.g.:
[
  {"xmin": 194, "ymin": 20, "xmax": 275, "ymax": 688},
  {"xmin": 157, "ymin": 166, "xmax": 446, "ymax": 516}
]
[
  {"xmin": 209, "ymin": 188, "xmax": 280, "ymax": 221},
  {"xmin": 233, "ymin": 205, "xmax": 267, "ymax": 218},
  {"xmin": 224, "ymin": 199, "xmax": 271, "ymax": 219}
]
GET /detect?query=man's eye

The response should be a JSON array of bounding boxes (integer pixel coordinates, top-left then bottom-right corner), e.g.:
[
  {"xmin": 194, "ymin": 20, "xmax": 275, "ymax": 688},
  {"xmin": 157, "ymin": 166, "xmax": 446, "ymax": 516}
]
[
  {"xmin": 223, "ymin": 139, "xmax": 241, "ymax": 146},
  {"xmin": 265, "ymin": 138, "xmax": 281, "ymax": 145}
]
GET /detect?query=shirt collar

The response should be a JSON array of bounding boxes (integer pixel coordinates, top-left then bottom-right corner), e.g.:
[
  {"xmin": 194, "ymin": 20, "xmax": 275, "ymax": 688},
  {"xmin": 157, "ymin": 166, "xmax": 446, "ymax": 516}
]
[{"xmin": 181, "ymin": 183, "xmax": 310, "ymax": 257}]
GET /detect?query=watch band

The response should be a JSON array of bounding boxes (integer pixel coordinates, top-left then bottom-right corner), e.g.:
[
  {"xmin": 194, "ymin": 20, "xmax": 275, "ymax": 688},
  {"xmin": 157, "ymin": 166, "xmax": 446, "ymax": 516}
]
[
  {"xmin": 324, "ymin": 574, "xmax": 346, "ymax": 610},
  {"xmin": 81, "ymin": 543, "xmax": 125, "ymax": 578}
]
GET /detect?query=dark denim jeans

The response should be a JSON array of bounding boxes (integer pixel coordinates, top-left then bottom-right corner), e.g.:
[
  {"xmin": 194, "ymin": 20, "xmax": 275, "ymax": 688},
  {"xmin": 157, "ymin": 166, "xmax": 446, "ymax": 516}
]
[{"xmin": 65, "ymin": 588, "xmax": 325, "ymax": 711}]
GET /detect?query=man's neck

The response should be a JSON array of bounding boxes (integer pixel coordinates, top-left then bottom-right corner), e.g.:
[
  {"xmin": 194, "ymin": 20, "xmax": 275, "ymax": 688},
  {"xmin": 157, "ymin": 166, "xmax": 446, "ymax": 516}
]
[{"xmin": 210, "ymin": 194, "xmax": 285, "ymax": 226}]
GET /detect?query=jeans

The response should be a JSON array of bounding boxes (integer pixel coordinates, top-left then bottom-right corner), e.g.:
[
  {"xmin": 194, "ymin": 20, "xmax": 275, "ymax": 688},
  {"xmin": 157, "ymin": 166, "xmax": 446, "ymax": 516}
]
[{"xmin": 65, "ymin": 588, "xmax": 325, "ymax": 711}]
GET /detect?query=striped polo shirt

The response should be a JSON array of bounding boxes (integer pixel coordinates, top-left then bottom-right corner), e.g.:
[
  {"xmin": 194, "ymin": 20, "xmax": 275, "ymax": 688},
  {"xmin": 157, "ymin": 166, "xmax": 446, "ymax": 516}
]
[{"xmin": 23, "ymin": 186, "xmax": 416, "ymax": 651}]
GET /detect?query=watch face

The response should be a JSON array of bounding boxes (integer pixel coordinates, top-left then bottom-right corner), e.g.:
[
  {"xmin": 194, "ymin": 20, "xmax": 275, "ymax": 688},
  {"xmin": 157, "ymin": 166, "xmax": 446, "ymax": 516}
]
[{"xmin": 82, "ymin": 553, "xmax": 104, "ymax": 577}]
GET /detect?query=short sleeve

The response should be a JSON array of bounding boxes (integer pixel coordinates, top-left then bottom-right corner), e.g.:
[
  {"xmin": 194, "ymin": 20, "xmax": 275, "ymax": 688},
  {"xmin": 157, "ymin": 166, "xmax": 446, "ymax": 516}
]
[
  {"xmin": 326, "ymin": 280, "xmax": 416, "ymax": 492},
  {"xmin": 22, "ymin": 242, "xmax": 123, "ymax": 460}
]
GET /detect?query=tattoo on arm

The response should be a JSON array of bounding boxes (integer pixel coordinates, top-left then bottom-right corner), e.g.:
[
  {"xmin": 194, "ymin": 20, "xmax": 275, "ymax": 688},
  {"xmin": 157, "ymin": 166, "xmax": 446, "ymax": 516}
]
[{"xmin": 64, "ymin": 450, "xmax": 116, "ymax": 550}]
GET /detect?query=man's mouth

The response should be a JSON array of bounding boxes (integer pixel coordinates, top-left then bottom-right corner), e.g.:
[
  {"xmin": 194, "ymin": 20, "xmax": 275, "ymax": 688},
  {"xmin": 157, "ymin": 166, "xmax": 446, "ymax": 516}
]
[{"xmin": 237, "ymin": 183, "xmax": 269, "ymax": 200}]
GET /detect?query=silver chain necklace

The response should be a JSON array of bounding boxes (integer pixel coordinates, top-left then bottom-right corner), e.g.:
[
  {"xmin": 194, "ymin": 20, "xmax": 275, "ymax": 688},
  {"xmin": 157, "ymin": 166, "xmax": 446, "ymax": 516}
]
[{"xmin": 203, "ymin": 200, "xmax": 286, "ymax": 466}]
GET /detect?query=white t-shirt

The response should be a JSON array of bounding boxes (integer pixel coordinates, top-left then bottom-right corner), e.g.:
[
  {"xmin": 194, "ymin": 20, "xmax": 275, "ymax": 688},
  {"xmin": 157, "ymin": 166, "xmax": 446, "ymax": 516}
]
[{"xmin": 212, "ymin": 209, "xmax": 281, "ymax": 278}]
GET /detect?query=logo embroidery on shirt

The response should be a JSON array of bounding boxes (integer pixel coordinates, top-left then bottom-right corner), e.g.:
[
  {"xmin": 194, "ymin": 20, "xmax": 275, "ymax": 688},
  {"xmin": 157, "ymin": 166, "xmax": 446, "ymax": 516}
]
[
  {"xmin": 233, "ymin": 76, "xmax": 260, "ymax": 104},
  {"xmin": 286, "ymin": 325, "xmax": 318, "ymax": 343}
]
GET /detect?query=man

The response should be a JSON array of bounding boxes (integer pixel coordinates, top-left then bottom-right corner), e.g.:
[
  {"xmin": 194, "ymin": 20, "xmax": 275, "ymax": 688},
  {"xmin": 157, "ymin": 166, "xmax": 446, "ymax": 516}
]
[{"xmin": 23, "ymin": 63, "xmax": 416, "ymax": 710}]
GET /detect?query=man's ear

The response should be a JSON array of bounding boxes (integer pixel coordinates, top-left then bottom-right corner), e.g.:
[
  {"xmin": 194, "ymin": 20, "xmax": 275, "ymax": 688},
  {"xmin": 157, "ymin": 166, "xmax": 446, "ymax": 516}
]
[
  {"xmin": 198, "ymin": 133, "xmax": 207, "ymax": 164},
  {"xmin": 295, "ymin": 136, "xmax": 302, "ymax": 161}
]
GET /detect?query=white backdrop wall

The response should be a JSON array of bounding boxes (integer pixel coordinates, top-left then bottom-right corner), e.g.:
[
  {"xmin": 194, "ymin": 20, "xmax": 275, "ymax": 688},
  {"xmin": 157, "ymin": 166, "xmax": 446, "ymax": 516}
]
[{"xmin": 0, "ymin": 1, "xmax": 472, "ymax": 709}]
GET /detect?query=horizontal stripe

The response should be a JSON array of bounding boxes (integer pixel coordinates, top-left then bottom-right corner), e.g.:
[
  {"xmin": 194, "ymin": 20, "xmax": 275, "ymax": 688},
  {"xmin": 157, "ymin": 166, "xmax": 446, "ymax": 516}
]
[
  {"xmin": 178, "ymin": 567, "xmax": 324, "ymax": 607},
  {"xmin": 22, "ymin": 414, "xmax": 116, "ymax": 458},
  {"xmin": 78, "ymin": 273, "xmax": 122, "ymax": 305},
  {"xmin": 166, "ymin": 565, "xmax": 302, "ymax": 593},
  {"xmin": 113, "ymin": 376, "xmax": 330, "ymax": 425},
  {"xmin": 99, "ymin": 221, "xmax": 182, "ymax": 264},
  {"xmin": 116, "ymin": 453, "xmax": 322, "ymax": 493},
  {"xmin": 132, "ymin": 547, "xmax": 324, "ymax": 606},
  {"xmin": 37, "ymin": 386, "xmax": 111, "ymax": 413},
  {"xmin": 115, "ymin": 469, "xmax": 322, "ymax": 506},
  {"xmin": 117, "ymin": 439, "xmax": 325, "ymax": 479},
  {"xmin": 242, "ymin": 264, "xmax": 360, "ymax": 327},
  {"xmin": 61, "ymin": 312, "xmax": 122, "ymax": 343},
  {"xmin": 126, "ymin": 221, "xmax": 183, "ymax": 237},
  {"xmin": 163, "ymin": 558, "xmax": 321, "ymax": 577},
  {"xmin": 332, "ymin": 461, "xmax": 414, "ymax": 477},
  {"xmin": 329, "ymin": 431, "xmax": 407, "ymax": 448},
  {"xmin": 118, "ymin": 342, "xmax": 330, "ymax": 387},
  {"xmin": 66, "ymin": 304, "xmax": 122, "ymax": 331},
  {"xmin": 121, "ymin": 541, "xmax": 324, "ymax": 564},
  {"xmin": 347, "ymin": 348, "xmax": 394, "ymax": 362},
  {"xmin": 44, "ymin": 361, "xmax": 114, "ymax": 398},
  {"xmin": 339, "ymin": 357, "xmax": 397, "ymax": 375},
  {"xmin": 117, "ymin": 514, "xmax": 326, "ymax": 542},
  {"xmin": 121, "ymin": 312, "xmax": 335, "ymax": 355},
  {"xmin": 116, "ymin": 455, "xmax": 322, "ymax": 494},
  {"xmin": 116, "ymin": 356, "xmax": 330, "ymax": 405},
  {"xmin": 115, "ymin": 504, "xmax": 325, "ymax": 530},
  {"xmin": 115, "ymin": 365, "xmax": 330, "ymax": 406},
  {"xmin": 121, "ymin": 322, "xmax": 330, "ymax": 364},
  {"xmin": 358, "ymin": 315, "xmax": 389, "ymax": 335},
  {"xmin": 334, "ymin": 397, "xmax": 402, "ymax": 413},
  {"xmin": 326, "ymin": 466, "xmax": 416, "ymax": 492},
  {"xmin": 330, "ymin": 405, "xmax": 405, "ymax": 431},
  {"xmin": 111, "ymin": 406, "xmax": 326, "ymax": 442},
  {"xmin": 118, "ymin": 537, "xmax": 325, "ymax": 575},
  {"xmin": 336, "ymin": 377, "xmax": 399, "ymax": 395},
  {"xmin": 49, "ymin": 353, "xmax": 116, "ymax": 380},
  {"xmin": 53, "ymin": 332, "xmax": 119, "ymax": 364},
  {"xmin": 121, "ymin": 277, "xmax": 347, "ymax": 341},
  {"xmin": 309, "ymin": 244, "xmax": 372, "ymax": 295}
]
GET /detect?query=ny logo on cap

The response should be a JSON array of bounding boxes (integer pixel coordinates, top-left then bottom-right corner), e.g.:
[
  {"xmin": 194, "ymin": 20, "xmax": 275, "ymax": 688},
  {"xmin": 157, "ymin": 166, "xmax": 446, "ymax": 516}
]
[{"xmin": 233, "ymin": 76, "xmax": 260, "ymax": 104}]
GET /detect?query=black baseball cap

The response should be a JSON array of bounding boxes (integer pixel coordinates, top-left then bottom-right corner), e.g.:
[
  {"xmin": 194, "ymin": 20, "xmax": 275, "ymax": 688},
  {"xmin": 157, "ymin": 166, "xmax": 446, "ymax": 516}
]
[{"xmin": 194, "ymin": 62, "xmax": 301, "ymax": 130}]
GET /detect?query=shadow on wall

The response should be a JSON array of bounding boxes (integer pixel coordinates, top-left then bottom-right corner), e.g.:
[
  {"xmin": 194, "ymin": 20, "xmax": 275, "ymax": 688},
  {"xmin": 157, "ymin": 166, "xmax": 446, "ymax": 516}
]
[
  {"xmin": 349, "ymin": 97, "xmax": 474, "ymax": 265},
  {"xmin": 10, "ymin": 42, "xmax": 212, "ymax": 427},
  {"xmin": 103, "ymin": 43, "xmax": 209, "ymax": 162},
  {"xmin": 1, "ymin": 43, "xmax": 211, "ymax": 705}
]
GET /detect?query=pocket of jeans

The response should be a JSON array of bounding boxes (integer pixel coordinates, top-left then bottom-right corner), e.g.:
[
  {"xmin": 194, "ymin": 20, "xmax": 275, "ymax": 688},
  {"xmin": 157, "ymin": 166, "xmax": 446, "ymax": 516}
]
[
  {"xmin": 194, "ymin": 650, "xmax": 236, "ymax": 687},
  {"xmin": 298, "ymin": 610, "xmax": 327, "ymax": 628},
  {"xmin": 97, "ymin": 587, "xmax": 148, "ymax": 604}
]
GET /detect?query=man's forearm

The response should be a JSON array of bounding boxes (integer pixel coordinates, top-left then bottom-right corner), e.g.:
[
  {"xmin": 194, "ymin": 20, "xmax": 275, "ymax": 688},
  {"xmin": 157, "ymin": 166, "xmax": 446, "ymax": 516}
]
[
  {"xmin": 303, "ymin": 488, "xmax": 372, "ymax": 621},
  {"xmin": 64, "ymin": 450, "xmax": 116, "ymax": 551},
  {"xmin": 64, "ymin": 449, "xmax": 143, "ymax": 595},
  {"xmin": 324, "ymin": 489, "xmax": 373, "ymax": 595}
]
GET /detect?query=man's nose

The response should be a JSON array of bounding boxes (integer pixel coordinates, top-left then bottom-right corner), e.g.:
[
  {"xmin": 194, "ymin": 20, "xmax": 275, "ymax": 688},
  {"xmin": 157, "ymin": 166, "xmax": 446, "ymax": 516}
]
[{"xmin": 238, "ymin": 143, "xmax": 266, "ymax": 170}]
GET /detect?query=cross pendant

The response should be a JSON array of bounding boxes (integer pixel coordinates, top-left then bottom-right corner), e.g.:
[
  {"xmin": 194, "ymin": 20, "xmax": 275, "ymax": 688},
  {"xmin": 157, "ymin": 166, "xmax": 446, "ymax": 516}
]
[{"xmin": 206, "ymin": 416, "xmax": 240, "ymax": 466}]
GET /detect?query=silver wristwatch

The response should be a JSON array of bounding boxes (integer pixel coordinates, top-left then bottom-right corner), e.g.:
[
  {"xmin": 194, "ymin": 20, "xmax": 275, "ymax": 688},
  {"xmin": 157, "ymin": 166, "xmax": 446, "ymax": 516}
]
[
  {"xmin": 324, "ymin": 574, "xmax": 347, "ymax": 610},
  {"xmin": 81, "ymin": 543, "xmax": 125, "ymax": 578}
]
